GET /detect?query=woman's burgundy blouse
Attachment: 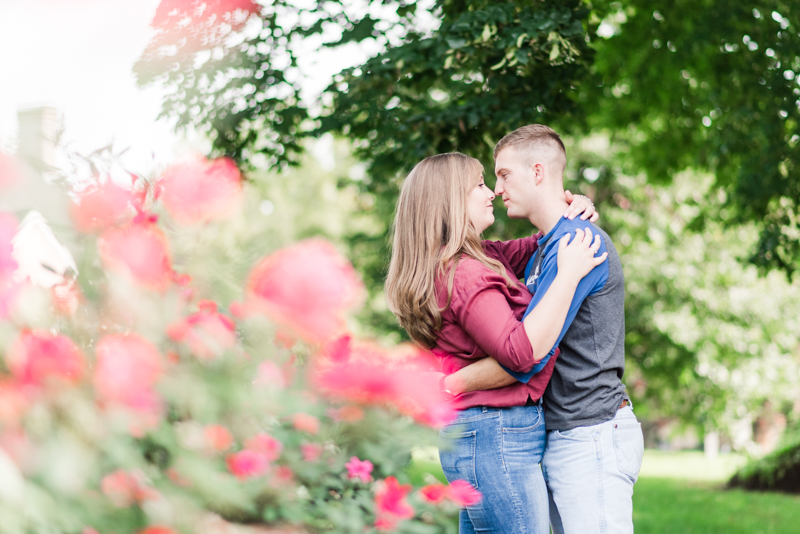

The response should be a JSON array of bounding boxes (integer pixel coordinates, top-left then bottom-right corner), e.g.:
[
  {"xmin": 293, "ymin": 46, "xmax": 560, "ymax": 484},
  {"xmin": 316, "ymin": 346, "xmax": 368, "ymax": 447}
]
[{"xmin": 431, "ymin": 235, "xmax": 558, "ymax": 410}]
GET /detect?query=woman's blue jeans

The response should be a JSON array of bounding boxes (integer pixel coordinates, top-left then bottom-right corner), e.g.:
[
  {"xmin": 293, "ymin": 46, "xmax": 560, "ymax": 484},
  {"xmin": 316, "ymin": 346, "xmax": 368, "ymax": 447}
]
[{"xmin": 438, "ymin": 404, "xmax": 549, "ymax": 534}]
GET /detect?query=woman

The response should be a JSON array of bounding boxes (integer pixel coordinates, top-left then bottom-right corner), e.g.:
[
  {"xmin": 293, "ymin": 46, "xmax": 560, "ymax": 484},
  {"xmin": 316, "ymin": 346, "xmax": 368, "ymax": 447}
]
[{"xmin": 385, "ymin": 153, "xmax": 605, "ymax": 533}]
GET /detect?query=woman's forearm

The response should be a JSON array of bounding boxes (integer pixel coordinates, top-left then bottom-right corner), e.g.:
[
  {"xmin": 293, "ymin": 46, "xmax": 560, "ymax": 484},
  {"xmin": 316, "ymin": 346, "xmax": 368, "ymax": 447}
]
[{"xmin": 523, "ymin": 272, "xmax": 579, "ymax": 362}]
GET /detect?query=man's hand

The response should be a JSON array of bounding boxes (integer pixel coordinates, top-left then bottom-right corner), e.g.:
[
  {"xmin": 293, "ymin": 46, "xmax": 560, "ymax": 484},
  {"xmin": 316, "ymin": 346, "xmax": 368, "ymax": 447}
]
[
  {"xmin": 564, "ymin": 190, "xmax": 599, "ymax": 222},
  {"xmin": 444, "ymin": 357, "xmax": 518, "ymax": 395}
]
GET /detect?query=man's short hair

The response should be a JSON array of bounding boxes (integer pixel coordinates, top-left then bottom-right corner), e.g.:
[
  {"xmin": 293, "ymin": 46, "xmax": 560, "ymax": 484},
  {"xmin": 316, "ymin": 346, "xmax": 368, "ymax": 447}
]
[{"xmin": 493, "ymin": 124, "xmax": 566, "ymax": 166}]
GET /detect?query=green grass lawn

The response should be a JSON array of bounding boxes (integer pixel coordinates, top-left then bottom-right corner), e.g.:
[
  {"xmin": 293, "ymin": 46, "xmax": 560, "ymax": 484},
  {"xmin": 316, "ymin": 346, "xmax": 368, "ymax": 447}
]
[
  {"xmin": 633, "ymin": 477, "xmax": 800, "ymax": 534},
  {"xmin": 410, "ymin": 448, "xmax": 800, "ymax": 533}
]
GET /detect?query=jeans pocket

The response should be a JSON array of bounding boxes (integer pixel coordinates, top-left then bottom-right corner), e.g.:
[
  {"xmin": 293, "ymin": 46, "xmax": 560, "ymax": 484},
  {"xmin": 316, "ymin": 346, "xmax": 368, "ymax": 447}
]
[
  {"xmin": 613, "ymin": 422, "xmax": 644, "ymax": 481},
  {"xmin": 439, "ymin": 429, "xmax": 478, "ymax": 490}
]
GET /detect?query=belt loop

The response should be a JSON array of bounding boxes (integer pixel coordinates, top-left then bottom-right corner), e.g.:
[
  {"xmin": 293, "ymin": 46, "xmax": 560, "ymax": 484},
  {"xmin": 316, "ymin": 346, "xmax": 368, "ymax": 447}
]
[{"xmin": 482, "ymin": 407, "xmax": 488, "ymax": 413}]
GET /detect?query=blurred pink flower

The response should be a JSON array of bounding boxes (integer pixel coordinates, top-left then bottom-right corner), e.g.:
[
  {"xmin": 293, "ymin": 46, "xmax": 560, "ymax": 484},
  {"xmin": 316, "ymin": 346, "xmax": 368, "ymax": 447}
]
[
  {"xmin": 93, "ymin": 334, "xmax": 163, "ymax": 418},
  {"xmin": 253, "ymin": 361, "xmax": 285, "ymax": 389},
  {"xmin": 226, "ymin": 449, "xmax": 269, "ymax": 480},
  {"xmin": 327, "ymin": 405, "xmax": 364, "ymax": 423},
  {"xmin": 273, "ymin": 330, "xmax": 297, "ymax": 349},
  {"xmin": 300, "ymin": 443, "xmax": 323, "ymax": 462},
  {"xmin": 6, "ymin": 330, "xmax": 84, "ymax": 387},
  {"xmin": 447, "ymin": 479, "xmax": 482, "ymax": 507},
  {"xmin": 204, "ymin": 424, "xmax": 234, "ymax": 452},
  {"xmin": 101, "ymin": 469, "xmax": 159, "ymax": 507},
  {"xmin": 51, "ymin": 279, "xmax": 81, "ymax": 317},
  {"xmin": 0, "ymin": 213, "xmax": 17, "ymax": 276},
  {"xmin": 166, "ymin": 300, "xmax": 237, "ymax": 359},
  {"xmin": 419, "ymin": 483, "xmax": 448, "ymax": 504},
  {"xmin": 70, "ymin": 181, "xmax": 134, "ymax": 232},
  {"xmin": 0, "ymin": 214, "xmax": 20, "ymax": 317},
  {"xmin": 245, "ymin": 433, "xmax": 283, "ymax": 461},
  {"xmin": 99, "ymin": 222, "xmax": 173, "ymax": 290},
  {"xmin": 166, "ymin": 468, "xmax": 192, "ymax": 488},
  {"xmin": 291, "ymin": 413, "xmax": 320, "ymax": 435},
  {"xmin": 345, "ymin": 456, "xmax": 373, "ymax": 483},
  {"xmin": 153, "ymin": 0, "xmax": 260, "ymax": 29},
  {"xmin": 246, "ymin": 240, "xmax": 364, "ymax": 343},
  {"xmin": 157, "ymin": 157, "xmax": 243, "ymax": 225},
  {"xmin": 270, "ymin": 465, "xmax": 294, "ymax": 486},
  {"xmin": 139, "ymin": 528, "xmax": 180, "ymax": 534},
  {"xmin": 0, "ymin": 152, "xmax": 21, "ymax": 189},
  {"xmin": 374, "ymin": 476, "xmax": 414, "ymax": 531},
  {"xmin": 0, "ymin": 380, "xmax": 30, "ymax": 426},
  {"xmin": 310, "ymin": 343, "xmax": 455, "ymax": 428}
]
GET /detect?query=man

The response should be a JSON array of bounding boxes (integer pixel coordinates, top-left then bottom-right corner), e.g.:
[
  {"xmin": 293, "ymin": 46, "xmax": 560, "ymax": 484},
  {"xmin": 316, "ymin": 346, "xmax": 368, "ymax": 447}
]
[{"xmin": 442, "ymin": 124, "xmax": 644, "ymax": 534}]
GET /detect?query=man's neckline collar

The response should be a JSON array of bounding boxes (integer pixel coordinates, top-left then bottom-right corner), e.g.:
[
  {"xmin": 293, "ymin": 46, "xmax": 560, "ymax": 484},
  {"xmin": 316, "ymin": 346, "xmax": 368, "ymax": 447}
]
[{"xmin": 539, "ymin": 216, "xmax": 568, "ymax": 245}]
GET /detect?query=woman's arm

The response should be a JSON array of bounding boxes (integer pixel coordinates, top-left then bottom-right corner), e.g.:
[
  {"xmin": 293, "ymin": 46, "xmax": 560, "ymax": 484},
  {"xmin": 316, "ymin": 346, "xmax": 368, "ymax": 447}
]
[{"xmin": 521, "ymin": 229, "xmax": 603, "ymax": 361}]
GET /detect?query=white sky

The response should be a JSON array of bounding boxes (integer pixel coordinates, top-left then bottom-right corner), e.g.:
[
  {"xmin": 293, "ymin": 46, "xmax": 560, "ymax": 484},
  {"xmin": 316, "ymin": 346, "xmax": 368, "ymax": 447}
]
[
  {"xmin": 0, "ymin": 0, "xmax": 435, "ymax": 177},
  {"xmin": 0, "ymin": 0, "xmax": 186, "ymax": 176}
]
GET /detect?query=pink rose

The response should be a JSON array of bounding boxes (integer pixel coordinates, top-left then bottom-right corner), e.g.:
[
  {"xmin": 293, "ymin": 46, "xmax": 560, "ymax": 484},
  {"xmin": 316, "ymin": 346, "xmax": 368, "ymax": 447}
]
[
  {"xmin": 246, "ymin": 240, "xmax": 363, "ymax": 343},
  {"xmin": 157, "ymin": 157, "xmax": 243, "ymax": 225},
  {"xmin": 226, "ymin": 450, "xmax": 269, "ymax": 480},
  {"xmin": 300, "ymin": 443, "xmax": 323, "ymax": 462},
  {"xmin": 374, "ymin": 476, "xmax": 414, "ymax": 530},
  {"xmin": 204, "ymin": 424, "xmax": 234, "ymax": 452},
  {"xmin": 344, "ymin": 456, "xmax": 373, "ymax": 483},
  {"xmin": 291, "ymin": 413, "xmax": 320, "ymax": 435},
  {"xmin": 71, "ymin": 181, "xmax": 133, "ymax": 232},
  {"xmin": 446, "ymin": 479, "xmax": 482, "ymax": 506},
  {"xmin": 244, "ymin": 433, "xmax": 283, "ymax": 461},
  {"xmin": 6, "ymin": 330, "xmax": 84, "ymax": 387},
  {"xmin": 99, "ymin": 221, "xmax": 173, "ymax": 290}
]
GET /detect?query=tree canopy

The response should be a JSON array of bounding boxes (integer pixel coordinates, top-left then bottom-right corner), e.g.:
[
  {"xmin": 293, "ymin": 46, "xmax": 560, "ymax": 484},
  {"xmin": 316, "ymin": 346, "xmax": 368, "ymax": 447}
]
[
  {"xmin": 136, "ymin": 0, "xmax": 800, "ymax": 275},
  {"xmin": 590, "ymin": 0, "xmax": 800, "ymax": 276}
]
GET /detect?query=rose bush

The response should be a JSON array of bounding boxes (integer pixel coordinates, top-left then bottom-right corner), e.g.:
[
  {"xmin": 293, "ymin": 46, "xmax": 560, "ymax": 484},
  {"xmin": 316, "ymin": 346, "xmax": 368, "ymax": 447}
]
[{"xmin": 0, "ymin": 156, "xmax": 475, "ymax": 533}]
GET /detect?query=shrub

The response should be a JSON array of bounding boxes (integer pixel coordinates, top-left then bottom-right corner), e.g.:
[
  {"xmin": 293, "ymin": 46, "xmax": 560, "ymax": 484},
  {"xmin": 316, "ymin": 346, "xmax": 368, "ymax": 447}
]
[{"xmin": 0, "ymin": 156, "xmax": 469, "ymax": 533}]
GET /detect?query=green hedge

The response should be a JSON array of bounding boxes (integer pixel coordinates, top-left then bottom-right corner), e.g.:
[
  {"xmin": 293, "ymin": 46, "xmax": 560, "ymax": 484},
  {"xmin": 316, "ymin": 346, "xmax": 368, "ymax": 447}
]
[{"xmin": 729, "ymin": 441, "xmax": 800, "ymax": 494}]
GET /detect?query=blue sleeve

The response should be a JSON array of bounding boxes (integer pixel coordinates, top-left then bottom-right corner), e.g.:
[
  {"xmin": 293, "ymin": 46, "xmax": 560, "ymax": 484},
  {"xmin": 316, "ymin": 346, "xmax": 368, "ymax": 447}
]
[{"xmin": 502, "ymin": 226, "xmax": 609, "ymax": 383}]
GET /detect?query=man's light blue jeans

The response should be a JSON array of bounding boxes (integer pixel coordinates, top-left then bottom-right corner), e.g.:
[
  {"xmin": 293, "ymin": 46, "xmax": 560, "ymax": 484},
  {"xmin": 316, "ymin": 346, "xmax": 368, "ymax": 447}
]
[
  {"xmin": 542, "ymin": 405, "xmax": 644, "ymax": 534},
  {"xmin": 438, "ymin": 404, "xmax": 550, "ymax": 534}
]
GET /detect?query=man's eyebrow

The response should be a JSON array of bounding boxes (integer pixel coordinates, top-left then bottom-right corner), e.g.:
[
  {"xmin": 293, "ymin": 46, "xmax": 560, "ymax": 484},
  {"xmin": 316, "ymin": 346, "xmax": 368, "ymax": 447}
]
[{"xmin": 495, "ymin": 167, "xmax": 509, "ymax": 176}]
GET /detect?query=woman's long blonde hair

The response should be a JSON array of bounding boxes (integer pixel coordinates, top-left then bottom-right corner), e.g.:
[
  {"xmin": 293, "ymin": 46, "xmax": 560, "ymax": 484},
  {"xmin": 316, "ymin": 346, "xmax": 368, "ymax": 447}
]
[{"xmin": 385, "ymin": 153, "xmax": 514, "ymax": 349}]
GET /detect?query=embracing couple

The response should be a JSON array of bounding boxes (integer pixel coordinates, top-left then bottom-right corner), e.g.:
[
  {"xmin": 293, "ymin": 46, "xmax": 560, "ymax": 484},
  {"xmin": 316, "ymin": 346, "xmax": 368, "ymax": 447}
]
[{"xmin": 386, "ymin": 125, "xmax": 644, "ymax": 533}]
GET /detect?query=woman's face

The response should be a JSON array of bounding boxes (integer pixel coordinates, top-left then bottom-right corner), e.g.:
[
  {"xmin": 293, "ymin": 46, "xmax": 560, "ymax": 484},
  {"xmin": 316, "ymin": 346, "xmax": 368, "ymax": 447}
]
[{"xmin": 467, "ymin": 172, "xmax": 496, "ymax": 233}]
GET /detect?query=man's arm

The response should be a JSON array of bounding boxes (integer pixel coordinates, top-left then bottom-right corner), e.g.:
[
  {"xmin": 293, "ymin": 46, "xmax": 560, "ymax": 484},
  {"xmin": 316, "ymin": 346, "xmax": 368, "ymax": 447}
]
[{"xmin": 443, "ymin": 357, "xmax": 516, "ymax": 395}]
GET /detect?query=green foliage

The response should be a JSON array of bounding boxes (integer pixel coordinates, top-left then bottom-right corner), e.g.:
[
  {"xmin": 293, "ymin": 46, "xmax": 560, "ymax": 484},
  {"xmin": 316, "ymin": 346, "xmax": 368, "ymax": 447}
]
[
  {"xmin": 137, "ymin": 0, "xmax": 800, "ymax": 276},
  {"xmin": 729, "ymin": 435, "xmax": 800, "ymax": 493},
  {"xmin": 565, "ymin": 136, "xmax": 800, "ymax": 443},
  {"xmin": 135, "ymin": 0, "xmax": 599, "ymax": 303},
  {"xmin": 133, "ymin": 0, "xmax": 431, "ymax": 170},
  {"xmin": 590, "ymin": 0, "xmax": 800, "ymax": 275}
]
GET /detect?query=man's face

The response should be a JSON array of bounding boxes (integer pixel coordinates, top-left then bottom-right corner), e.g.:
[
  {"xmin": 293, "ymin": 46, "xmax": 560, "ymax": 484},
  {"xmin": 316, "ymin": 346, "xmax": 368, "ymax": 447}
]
[{"xmin": 494, "ymin": 147, "xmax": 536, "ymax": 220}]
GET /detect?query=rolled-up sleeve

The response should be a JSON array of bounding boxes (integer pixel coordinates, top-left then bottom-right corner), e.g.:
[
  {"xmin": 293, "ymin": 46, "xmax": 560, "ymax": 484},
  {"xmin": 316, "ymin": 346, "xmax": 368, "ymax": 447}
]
[{"xmin": 451, "ymin": 272, "xmax": 536, "ymax": 373}]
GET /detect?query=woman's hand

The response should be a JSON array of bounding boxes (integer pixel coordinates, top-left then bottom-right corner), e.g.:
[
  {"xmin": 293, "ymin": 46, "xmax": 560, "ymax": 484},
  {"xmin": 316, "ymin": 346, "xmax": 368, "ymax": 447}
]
[
  {"xmin": 564, "ymin": 190, "xmax": 599, "ymax": 222},
  {"xmin": 556, "ymin": 227, "xmax": 608, "ymax": 281}
]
